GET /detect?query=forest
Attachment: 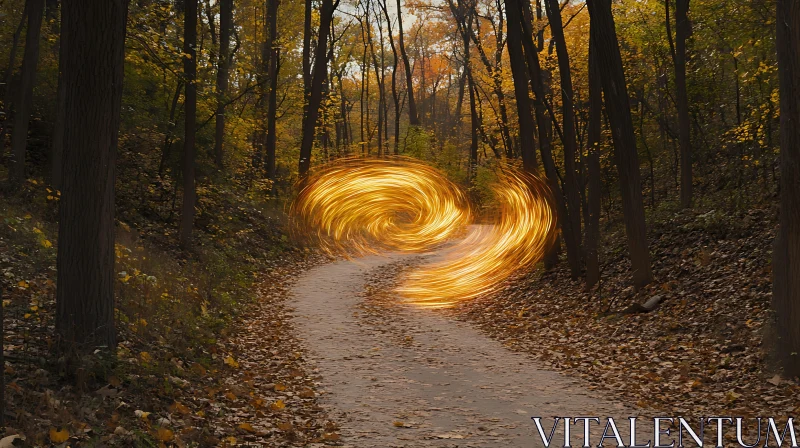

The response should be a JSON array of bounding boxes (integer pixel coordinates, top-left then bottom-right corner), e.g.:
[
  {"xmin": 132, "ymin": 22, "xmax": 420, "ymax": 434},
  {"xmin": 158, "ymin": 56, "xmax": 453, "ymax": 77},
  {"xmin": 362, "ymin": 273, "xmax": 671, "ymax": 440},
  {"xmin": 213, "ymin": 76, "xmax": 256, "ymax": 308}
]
[{"xmin": 0, "ymin": 0, "xmax": 799, "ymax": 446}]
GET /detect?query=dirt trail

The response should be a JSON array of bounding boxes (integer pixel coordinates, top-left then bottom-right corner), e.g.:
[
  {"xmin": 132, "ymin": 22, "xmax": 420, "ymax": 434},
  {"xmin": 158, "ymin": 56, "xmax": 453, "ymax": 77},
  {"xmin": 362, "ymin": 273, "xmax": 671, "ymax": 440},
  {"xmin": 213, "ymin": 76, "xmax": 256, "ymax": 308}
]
[{"xmin": 290, "ymin": 251, "xmax": 635, "ymax": 447}]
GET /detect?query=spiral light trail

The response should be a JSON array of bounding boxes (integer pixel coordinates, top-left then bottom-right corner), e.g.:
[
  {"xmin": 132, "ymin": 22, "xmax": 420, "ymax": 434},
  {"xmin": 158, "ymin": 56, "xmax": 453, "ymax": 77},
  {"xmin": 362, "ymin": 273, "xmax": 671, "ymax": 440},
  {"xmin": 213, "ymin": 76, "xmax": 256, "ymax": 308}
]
[
  {"xmin": 290, "ymin": 157, "xmax": 556, "ymax": 308},
  {"xmin": 396, "ymin": 168, "xmax": 556, "ymax": 308},
  {"xmin": 290, "ymin": 157, "xmax": 472, "ymax": 256}
]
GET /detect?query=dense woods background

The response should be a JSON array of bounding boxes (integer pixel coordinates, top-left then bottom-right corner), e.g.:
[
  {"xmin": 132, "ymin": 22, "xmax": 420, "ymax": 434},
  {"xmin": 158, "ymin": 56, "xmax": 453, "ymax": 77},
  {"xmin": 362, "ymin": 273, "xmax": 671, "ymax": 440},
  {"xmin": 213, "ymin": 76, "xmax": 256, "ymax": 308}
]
[{"xmin": 0, "ymin": 0, "xmax": 799, "ymax": 444}]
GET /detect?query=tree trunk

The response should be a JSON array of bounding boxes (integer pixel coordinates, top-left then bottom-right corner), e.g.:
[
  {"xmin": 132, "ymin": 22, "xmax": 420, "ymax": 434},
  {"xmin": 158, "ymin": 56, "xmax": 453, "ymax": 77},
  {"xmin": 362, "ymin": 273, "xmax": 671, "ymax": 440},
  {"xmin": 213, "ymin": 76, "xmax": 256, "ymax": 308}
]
[
  {"xmin": 463, "ymin": 8, "xmax": 478, "ymax": 176},
  {"xmin": 585, "ymin": 23, "xmax": 602, "ymax": 290},
  {"xmin": 265, "ymin": 0, "xmax": 279, "ymax": 179},
  {"xmin": 518, "ymin": 0, "xmax": 579, "ymax": 272},
  {"xmin": 158, "ymin": 80, "xmax": 183, "ymax": 176},
  {"xmin": 586, "ymin": 0, "xmax": 653, "ymax": 288},
  {"xmin": 544, "ymin": 0, "xmax": 583, "ymax": 278},
  {"xmin": 380, "ymin": 0, "xmax": 401, "ymax": 155},
  {"xmin": 674, "ymin": 0, "xmax": 692, "ymax": 208},
  {"xmin": 8, "ymin": 0, "xmax": 44, "ymax": 188},
  {"xmin": 51, "ymin": 8, "xmax": 67, "ymax": 190},
  {"xmin": 179, "ymin": 0, "xmax": 198, "ymax": 248},
  {"xmin": 773, "ymin": 0, "xmax": 800, "ymax": 378},
  {"xmin": 0, "ymin": 5, "xmax": 28, "ymax": 143},
  {"xmin": 302, "ymin": 0, "xmax": 312, "ymax": 95},
  {"xmin": 365, "ymin": 2, "xmax": 384, "ymax": 156},
  {"xmin": 503, "ymin": 0, "xmax": 537, "ymax": 171},
  {"xmin": 396, "ymin": 0, "xmax": 419, "ymax": 126},
  {"xmin": 299, "ymin": 0, "xmax": 337, "ymax": 176},
  {"xmin": 55, "ymin": 0, "xmax": 128, "ymax": 349},
  {"xmin": 213, "ymin": 0, "xmax": 232, "ymax": 169}
]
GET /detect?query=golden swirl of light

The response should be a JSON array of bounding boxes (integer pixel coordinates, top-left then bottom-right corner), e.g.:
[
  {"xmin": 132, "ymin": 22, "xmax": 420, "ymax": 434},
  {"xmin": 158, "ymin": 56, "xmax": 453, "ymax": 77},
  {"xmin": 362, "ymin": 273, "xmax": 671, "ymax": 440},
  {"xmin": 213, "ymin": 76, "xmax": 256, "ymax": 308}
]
[
  {"xmin": 290, "ymin": 158, "xmax": 556, "ymax": 308},
  {"xmin": 290, "ymin": 157, "xmax": 472, "ymax": 256},
  {"xmin": 396, "ymin": 167, "xmax": 556, "ymax": 308}
]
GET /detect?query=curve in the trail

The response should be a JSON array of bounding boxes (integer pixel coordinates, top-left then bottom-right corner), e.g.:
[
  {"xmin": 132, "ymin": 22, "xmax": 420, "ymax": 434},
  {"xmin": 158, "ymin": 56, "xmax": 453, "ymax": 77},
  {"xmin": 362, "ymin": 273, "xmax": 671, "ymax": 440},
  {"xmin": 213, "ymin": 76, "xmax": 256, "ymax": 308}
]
[{"xmin": 290, "ymin": 251, "xmax": 636, "ymax": 448}]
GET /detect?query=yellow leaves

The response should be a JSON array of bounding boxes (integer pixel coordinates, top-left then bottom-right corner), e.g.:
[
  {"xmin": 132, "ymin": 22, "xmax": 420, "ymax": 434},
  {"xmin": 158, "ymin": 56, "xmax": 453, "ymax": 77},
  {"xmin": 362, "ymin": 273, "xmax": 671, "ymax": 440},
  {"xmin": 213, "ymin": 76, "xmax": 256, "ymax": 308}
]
[
  {"xmin": 277, "ymin": 422, "xmax": 293, "ymax": 431},
  {"xmin": 250, "ymin": 397, "xmax": 265, "ymax": 409},
  {"xmin": 17, "ymin": 280, "xmax": 29, "ymax": 289},
  {"xmin": 224, "ymin": 392, "xmax": 237, "ymax": 401},
  {"xmin": 269, "ymin": 399, "xmax": 285, "ymax": 411},
  {"xmin": 225, "ymin": 436, "xmax": 238, "ymax": 445},
  {"xmin": 273, "ymin": 383, "xmax": 286, "ymax": 392},
  {"xmin": 224, "ymin": 356, "xmax": 239, "ymax": 368},
  {"xmin": 139, "ymin": 351, "xmax": 152, "ymax": 364},
  {"xmin": 156, "ymin": 428, "xmax": 174, "ymax": 442},
  {"xmin": 41, "ymin": 239, "xmax": 52, "ymax": 248},
  {"xmin": 49, "ymin": 427, "xmax": 69, "ymax": 443},
  {"xmin": 237, "ymin": 423, "xmax": 255, "ymax": 432},
  {"xmin": 135, "ymin": 409, "xmax": 151, "ymax": 420}
]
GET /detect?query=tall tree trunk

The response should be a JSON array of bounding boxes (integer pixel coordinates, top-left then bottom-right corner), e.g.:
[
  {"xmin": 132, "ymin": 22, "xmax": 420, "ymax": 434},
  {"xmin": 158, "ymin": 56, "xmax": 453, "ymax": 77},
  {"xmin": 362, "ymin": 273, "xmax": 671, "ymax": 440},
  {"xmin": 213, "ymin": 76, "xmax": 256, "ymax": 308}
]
[
  {"xmin": 518, "ymin": 0, "xmax": 579, "ymax": 272},
  {"xmin": 463, "ymin": 7, "xmax": 478, "ymax": 177},
  {"xmin": 158, "ymin": 80, "xmax": 183, "ymax": 176},
  {"xmin": 360, "ymin": 28, "xmax": 367, "ymax": 154},
  {"xmin": 265, "ymin": 0, "xmax": 279, "ymax": 179},
  {"xmin": 213, "ymin": 0, "xmax": 232, "ymax": 169},
  {"xmin": 179, "ymin": 0, "xmax": 198, "ymax": 248},
  {"xmin": 51, "ymin": 9, "xmax": 67, "ymax": 190},
  {"xmin": 467, "ymin": 71, "xmax": 478, "ymax": 176},
  {"xmin": 8, "ymin": 0, "xmax": 44, "ymax": 188},
  {"xmin": 544, "ymin": 0, "xmax": 583, "ymax": 278},
  {"xmin": 0, "ymin": 5, "xmax": 28, "ymax": 142},
  {"xmin": 55, "ymin": 0, "xmax": 128, "ymax": 349},
  {"xmin": 773, "ymin": 0, "xmax": 800, "ymax": 378},
  {"xmin": 380, "ymin": 0, "xmax": 401, "ymax": 155},
  {"xmin": 585, "ymin": 23, "xmax": 602, "ymax": 290},
  {"xmin": 587, "ymin": 0, "xmax": 653, "ymax": 288},
  {"xmin": 503, "ymin": 0, "xmax": 537, "ymax": 172},
  {"xmin": 673, "ymin": 0, "xmax": 692, "ymax": 208},
  {"xmin": 302, "ymin": 0, "xmax": 312, "ymax": 95},
  {"xmin": 396, "ymin": 0, "xmax": 419, "ymax": 126},
  {"xmin": 299, "ymin": 0, "xmax": 337, "ymax": 176},
  {"xmin": 365, "ymin": 2, "xmax": 384, "ymax": 156}
]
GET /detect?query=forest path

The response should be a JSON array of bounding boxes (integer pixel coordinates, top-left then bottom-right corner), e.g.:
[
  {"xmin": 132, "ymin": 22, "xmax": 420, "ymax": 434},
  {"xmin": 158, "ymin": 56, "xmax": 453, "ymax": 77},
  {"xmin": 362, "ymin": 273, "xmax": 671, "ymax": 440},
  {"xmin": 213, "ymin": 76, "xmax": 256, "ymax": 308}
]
[{"xmin": 290, "ymin": 249, "xmax": 634, "ymax": 447}]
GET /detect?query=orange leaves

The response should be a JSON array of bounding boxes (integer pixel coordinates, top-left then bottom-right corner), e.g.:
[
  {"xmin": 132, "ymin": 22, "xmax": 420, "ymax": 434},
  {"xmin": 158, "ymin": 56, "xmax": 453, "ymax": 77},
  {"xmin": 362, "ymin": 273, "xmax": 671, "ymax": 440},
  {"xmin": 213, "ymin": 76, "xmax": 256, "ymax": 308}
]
[{"xmin": 49, "ymin": 427, "xmax": 69, "ymax": 443}]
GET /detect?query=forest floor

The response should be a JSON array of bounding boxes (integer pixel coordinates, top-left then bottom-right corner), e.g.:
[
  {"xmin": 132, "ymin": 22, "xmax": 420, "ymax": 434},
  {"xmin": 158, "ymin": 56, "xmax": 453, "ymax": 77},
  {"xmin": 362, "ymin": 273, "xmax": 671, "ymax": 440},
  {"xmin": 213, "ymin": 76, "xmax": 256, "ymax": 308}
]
[{"xmin": 3, "ymin": 182, "xmax": 797, "ymax": 447}]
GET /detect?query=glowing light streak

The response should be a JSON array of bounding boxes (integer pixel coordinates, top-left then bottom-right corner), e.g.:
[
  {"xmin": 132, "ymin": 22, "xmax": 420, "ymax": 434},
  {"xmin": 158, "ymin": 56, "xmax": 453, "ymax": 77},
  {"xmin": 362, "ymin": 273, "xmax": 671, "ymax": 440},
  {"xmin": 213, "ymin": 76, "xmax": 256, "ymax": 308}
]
[{"xmin": 290, "ymin": 157, "xmax": 556, "ymax": 307}]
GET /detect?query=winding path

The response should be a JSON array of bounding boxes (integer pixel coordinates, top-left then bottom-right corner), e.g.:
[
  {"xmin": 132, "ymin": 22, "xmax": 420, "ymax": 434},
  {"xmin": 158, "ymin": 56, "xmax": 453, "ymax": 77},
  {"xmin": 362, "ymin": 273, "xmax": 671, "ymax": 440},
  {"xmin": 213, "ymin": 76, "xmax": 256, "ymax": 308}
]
[{"xmin": 290, "ymin": 251, "xmax": 634, "ymax": 447}]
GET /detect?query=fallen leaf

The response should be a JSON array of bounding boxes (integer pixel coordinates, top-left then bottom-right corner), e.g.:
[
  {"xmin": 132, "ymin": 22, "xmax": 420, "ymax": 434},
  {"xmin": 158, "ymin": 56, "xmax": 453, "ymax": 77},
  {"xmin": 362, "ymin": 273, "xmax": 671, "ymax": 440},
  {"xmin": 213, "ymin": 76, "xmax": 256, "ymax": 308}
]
[
  {"xmin": 156, "ymin": 428, "xmax": 174, "ymax": 442},
  {"xmin": 49, "ymin": 427, "xmax": 69, "ymax": 443},
  {"xmin": 169, "ymin": 401, "xmax": 191, "ymax": 415},
  {"xmin": 224, "ymin": 356, "xmax": 239, "ymax": 368},
  {"xmin": 270, "ymin": 399, "xmax": 285, "ymax": 411},
  {"xmin": 0, "ymin": 435, "xmax": 21, "ymax": 448}
]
